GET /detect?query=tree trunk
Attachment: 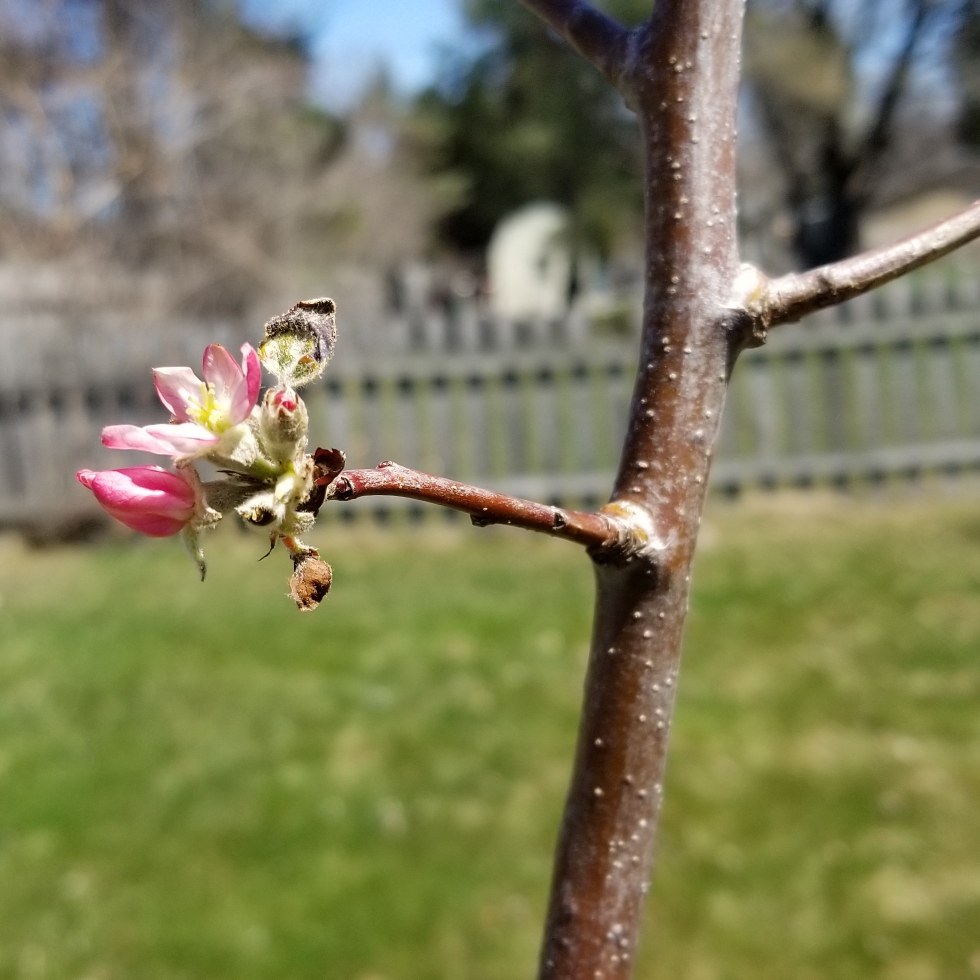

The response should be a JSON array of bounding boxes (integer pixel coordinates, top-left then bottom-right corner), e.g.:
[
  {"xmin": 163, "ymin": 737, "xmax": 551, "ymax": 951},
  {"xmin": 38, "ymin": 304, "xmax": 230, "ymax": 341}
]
[{"xmin": 537, "ymin": 2, "xmax": 749, "ymax": 977}]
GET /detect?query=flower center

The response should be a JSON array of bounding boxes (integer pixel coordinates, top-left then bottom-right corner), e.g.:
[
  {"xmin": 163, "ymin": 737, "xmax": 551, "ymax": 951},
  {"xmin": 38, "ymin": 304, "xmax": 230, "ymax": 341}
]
[{"xmin": 187, "ymin": 382, "xmax": 229, "ymax": 432}]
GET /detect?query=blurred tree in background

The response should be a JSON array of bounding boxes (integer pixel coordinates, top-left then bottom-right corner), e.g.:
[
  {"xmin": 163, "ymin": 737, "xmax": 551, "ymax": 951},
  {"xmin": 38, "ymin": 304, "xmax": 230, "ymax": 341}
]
[
  {"xmin": 0, "ymin": 0, "xmax": 445, "ymax": 322},
  {"xmin": 418, "ymin": 0, "xmax": 980, "ymax": 272},
  {"xmin": 0, "ymin": 0, "xmax": 346, "ymax": 316},
  {"xmin": 956, "ymin": 0, "xmax": 980, "ymax": 144},
  {"xmin": 741, "ymin": 0, "xmax": 972, "ymax": 270},
  {"xmin": 413, "ymin": 0, "xmax": 649, "ymax": 264},
  {"xmin": 4, "ymin": 0, "xmax": 980, "ymax": 312}
]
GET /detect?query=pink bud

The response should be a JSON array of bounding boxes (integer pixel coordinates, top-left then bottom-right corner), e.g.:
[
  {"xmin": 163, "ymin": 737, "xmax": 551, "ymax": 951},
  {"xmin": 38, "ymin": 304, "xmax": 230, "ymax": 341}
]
[
  {"xmin": 77, "ymin": 466, "xmax": 197, "ymax": 537},
  {"xmin": 259, "ymin": 386, "xmax": 308, "ymax": 462},
  {"xmin": 272, "ymin": 389, "xmax": 299, "ymax": 413}
]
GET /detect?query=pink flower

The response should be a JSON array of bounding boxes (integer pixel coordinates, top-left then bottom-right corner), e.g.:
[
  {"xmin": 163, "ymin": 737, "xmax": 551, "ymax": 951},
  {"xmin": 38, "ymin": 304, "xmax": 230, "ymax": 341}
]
[
  {"xmin": 77, "ymin": 466, "xmax": 197, "ymax": 537},
  {"xmin": 102, "ymin": 343, "xmax": 261, "ymax": 458},
  {"xmin": 155, "ymin": 343, "xmax": 261, "ymax": 428}
]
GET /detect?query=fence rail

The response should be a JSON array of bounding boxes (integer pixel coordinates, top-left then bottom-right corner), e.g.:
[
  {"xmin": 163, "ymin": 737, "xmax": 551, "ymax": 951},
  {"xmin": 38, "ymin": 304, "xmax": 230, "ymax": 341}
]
[{"xmin": 3, "ymin": 266, "xmax": 980, "ymax": 529}]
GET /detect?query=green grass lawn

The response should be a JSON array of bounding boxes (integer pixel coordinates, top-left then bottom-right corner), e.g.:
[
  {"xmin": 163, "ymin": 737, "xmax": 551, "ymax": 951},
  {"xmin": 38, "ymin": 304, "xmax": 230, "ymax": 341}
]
[{"xmin": 0, "ymin": 493, "xmax": 978, "ymax": 980}]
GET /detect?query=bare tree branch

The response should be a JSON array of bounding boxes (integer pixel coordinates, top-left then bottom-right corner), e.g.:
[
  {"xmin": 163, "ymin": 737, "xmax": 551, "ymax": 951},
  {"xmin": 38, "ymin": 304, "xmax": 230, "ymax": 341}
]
[
  {"xmin": 327, "ymin": 461, "xmax": 643, "ymax": 553},
  {"xmin": 758, "ymin": 198, "xmax": 980, "ymax": 326},
  {"xmin": 519, "ymin": 0, "xmax": 633, "ymax": 90}
]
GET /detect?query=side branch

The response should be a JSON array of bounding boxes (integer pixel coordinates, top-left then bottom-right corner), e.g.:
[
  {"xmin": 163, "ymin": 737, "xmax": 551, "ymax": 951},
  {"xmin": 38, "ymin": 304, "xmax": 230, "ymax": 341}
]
[
  {"xmin": 760, "ymin": 198, "xmax": 980, "ymax": 327},
  {"xmin": 519, "ymin": 0, "xmax": 632, "ymax": 90},
  {"xmin": 327, "ymin": 461, "xmax": 647, "ymax": 554}
]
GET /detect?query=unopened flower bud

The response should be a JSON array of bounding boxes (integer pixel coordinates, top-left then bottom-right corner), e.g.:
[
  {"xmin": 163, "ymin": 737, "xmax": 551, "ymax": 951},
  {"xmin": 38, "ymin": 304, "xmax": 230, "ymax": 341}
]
[
  {"xmin": 259, "ymin": 387, "xmax": 309, "ymax": 462},
  {"xmin": 77, "ymin": 465, "xmax": 197, "ymax": 536},
  {"xmin": 259, "ymin": 298, "xmax": 336, "ymax": 387}
]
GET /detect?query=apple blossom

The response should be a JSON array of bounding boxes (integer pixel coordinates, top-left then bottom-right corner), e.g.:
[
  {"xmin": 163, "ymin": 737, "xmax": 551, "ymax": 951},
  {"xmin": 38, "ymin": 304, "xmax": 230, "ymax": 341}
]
[
  {"xmin": 76, "ymin": 299, "xmax": 343, "ymax": 609},
  {"xmin": 102, "ymin": 343, "xmax": 261, "ymax": 462}
]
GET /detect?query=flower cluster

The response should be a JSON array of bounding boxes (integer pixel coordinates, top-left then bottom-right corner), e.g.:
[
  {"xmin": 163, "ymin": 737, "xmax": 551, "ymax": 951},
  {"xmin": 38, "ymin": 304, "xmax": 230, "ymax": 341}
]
[{"xmin": 77, "ymin": 299, "xmax": 345, "ymax": 611}]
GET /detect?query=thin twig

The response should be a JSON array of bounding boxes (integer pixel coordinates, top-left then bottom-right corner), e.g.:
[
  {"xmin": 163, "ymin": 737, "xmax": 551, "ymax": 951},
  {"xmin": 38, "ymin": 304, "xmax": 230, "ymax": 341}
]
[
  {"xmin": 763, "ymin": 198, "xmax": 980, "ymax": 326},
  {"xmin": 519, "ymin": 0, "xmax": 633, "ymax": 90},
  {"xmin": 327, "ymin": 461, "xmax": 622, "ymax": 551}
]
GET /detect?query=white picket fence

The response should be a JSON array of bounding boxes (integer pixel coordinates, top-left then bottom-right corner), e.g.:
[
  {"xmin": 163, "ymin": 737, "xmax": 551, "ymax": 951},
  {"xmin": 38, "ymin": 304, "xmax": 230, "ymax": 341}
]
[{"xmin": 3, "ymin": 261, "xmax": 980, "ymax": 531}]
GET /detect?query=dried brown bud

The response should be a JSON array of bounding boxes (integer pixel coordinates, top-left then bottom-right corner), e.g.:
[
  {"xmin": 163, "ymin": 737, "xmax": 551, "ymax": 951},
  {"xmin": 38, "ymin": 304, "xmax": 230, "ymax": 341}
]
[
  {"xmin": 289, "ymin": 554, "xmax": 333, "ymax": 611},
  {"xmin": 297, "ymin": 447, "xmax": 347, "ymax": 516},
  {"xmin": 312, "ymin": 446, "xmax": 347, "ymax": 484}
]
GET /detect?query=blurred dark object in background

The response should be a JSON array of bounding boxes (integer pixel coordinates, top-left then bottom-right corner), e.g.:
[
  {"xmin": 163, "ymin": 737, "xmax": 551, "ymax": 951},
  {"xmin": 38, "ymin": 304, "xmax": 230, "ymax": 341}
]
[{"xmin": 741, "ymin": 0, "xmax": 980, "ymax": 271}]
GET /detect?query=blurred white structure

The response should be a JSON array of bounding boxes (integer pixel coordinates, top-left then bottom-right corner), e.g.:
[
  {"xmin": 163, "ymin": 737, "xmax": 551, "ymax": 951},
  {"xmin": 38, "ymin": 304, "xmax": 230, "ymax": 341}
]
[{"xmin": 487, "ymin": 203, "xmax": 572, "ymax": 320}]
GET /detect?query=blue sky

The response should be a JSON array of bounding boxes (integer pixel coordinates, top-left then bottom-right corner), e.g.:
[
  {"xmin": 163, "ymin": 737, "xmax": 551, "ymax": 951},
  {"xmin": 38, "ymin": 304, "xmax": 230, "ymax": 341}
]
[{"xmin": 241, "ymin": 0, "xmax": 473, "ymax": 109}]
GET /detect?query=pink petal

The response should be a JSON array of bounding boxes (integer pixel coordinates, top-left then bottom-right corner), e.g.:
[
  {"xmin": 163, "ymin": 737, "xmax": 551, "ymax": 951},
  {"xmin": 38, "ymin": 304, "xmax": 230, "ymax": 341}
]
[
  {"xmin": 114, "ymin": 513, "xmax": 190, "ymax": 536},
  {"xmin": 204, "ymin": 343, "xmax": 254, "ymax": 426},
  {"xmin": 240, "ymin": 343, "xmax": 261, "ymax": 415},
  {"xmin": 102, "ymin": 423, "xmax": 219, "ymax": 456},
  {"xmin": 78, "ymin": 466, "xmax": 196, "ymax": 510},
  {"xmin": 203, "ymin": 344, "xmax": 243, "ymax": 399},
  {"xmin": 76, "ymin": 466, "xmax": 195, "ymax": 537},
  {"xmin": 153, "ymin": 366, "xmax": 204, "ymax": 422}
]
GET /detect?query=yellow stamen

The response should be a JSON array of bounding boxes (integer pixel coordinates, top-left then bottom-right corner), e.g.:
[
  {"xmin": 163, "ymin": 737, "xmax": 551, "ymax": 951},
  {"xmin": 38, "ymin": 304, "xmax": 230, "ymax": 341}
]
[{"xmin": 186, "ymin": 382, "xmax": 229, "ymax": 432}]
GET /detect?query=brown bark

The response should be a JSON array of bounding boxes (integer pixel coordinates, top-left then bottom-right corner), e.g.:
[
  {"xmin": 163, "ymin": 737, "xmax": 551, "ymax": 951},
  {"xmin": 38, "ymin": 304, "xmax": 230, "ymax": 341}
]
[{"xmin": 535, "ymin": 3, "xmax": 746, "ymax": 977}]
